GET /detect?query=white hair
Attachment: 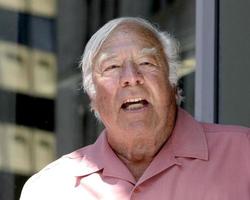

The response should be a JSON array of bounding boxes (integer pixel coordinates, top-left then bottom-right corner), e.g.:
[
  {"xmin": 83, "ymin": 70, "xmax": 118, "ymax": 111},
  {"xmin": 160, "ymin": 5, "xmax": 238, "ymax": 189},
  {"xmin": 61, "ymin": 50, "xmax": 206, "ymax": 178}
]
[{"xmin": 80, "ymin": 17, "xmax": 181, "ymax": 103}]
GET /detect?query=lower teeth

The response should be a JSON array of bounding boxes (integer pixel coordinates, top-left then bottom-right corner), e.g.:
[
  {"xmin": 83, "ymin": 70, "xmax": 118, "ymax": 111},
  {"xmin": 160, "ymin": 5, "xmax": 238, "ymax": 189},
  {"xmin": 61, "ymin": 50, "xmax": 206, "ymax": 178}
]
[{"xmin": 126, "ymin": 103, "xmax": 144, "ymax": 110}]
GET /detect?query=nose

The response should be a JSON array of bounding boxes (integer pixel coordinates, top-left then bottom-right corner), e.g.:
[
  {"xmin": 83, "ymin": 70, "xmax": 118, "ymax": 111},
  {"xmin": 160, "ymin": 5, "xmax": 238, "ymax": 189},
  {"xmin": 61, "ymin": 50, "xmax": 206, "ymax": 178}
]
[{"xmin": 120, "ymin": 61, "xmax": 144, "ymax": 87}]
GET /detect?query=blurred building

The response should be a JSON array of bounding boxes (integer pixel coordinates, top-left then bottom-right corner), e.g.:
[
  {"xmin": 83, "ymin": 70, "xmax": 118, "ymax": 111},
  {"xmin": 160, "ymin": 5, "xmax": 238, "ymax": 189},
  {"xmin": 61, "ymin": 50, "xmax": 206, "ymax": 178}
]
[{"xmin": 0, "ymin": 0, "xmax": 249, "ymax": 199}]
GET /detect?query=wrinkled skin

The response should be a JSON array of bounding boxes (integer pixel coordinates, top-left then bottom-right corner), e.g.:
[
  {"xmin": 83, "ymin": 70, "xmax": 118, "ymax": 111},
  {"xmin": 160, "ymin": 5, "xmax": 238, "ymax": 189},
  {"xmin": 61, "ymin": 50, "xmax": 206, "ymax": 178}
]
[{"xmin": 91, "ymin": 22, "xmax": 177, "ymax": 180}]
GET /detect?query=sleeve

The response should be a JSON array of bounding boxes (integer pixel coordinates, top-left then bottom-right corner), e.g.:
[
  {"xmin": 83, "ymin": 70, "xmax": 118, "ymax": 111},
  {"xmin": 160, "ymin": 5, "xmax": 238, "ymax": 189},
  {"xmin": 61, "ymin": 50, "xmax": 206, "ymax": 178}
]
[
  {"xmin": 19, "ymin": 157, "xmax": 71, "ymax": 200},
  {"xmin": 19, "ymin": 173, "xmax": 43, "ymax": 200},
  {"xmin": 19, "ymin": 169, "xmax": 60, "ymax": 200},
  {"xmin": 19, "ymin": 159, "xmax": 58, "ymax": 200}
]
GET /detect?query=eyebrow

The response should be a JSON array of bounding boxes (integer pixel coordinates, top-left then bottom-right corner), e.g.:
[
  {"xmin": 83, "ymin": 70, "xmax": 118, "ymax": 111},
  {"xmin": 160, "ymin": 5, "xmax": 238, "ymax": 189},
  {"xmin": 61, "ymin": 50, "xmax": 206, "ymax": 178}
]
[
  {"xmin": 96, "ymin": 53, "xmax": 117, "ymax": 65},
  {"xmin": 139, "ymin": 47, "xmax": 158, "ymax": 56},
  {"xmin": 97, "ymin": 47, "xmax": 158, "ymax": 65}
]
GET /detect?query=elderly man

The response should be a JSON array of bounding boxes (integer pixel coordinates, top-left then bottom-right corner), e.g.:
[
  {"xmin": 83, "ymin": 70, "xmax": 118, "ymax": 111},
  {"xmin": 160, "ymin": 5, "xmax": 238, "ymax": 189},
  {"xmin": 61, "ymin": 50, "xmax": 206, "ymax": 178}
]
[{"xmin": 20, "ymin": 17, "xmax": 250, "ymax": 200}]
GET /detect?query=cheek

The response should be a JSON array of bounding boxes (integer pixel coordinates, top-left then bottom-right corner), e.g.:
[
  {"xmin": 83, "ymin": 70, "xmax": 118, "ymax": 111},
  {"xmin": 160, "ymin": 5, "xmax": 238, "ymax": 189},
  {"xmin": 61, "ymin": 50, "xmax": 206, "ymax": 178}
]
[
  {"xmin": 151, "ymin": 76, "xmax": 173, "ymax": 102},
  {"xmin": 95, "ymin": 88, "xmax": 111, "ymax": 109},
  {"xmin": 94, "ymin": 80, "xmax": 118, "ymax": 111},
  {"xmin": 95, "ymin": 76, "xmax": 118, "ymax": 93},
  {"xmin": 147, "ymin": 72, "xmax": 169, "ymax": 89},
  {"xmin": 93, "ymin": 93, "xmax": 111, "ymax": 119}
]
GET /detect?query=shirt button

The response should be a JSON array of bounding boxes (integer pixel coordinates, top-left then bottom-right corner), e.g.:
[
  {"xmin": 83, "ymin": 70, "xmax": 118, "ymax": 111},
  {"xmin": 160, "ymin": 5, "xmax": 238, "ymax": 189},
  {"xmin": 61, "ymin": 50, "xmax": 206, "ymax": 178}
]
[{"xmin": 134, "ymin": 187, "xmax": 141, "ymax": 193}]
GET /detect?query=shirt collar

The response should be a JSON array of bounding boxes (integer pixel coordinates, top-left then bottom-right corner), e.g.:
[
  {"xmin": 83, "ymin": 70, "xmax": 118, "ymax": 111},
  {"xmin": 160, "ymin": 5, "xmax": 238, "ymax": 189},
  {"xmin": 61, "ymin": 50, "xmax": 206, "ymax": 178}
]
[
  {"xmin": 65, "ymin": 135, "xmax": 105, "ymax": 177},
  {"xmin": 137, "ymin": 108, "xmax": 208, "ymax": 184},
  {"xmin": 66, "ymin": 131, "xmax": 135, "ymax": 183},
  {"xmin": 66, "ymin": 108, "xmax": 208, "ymax": 181},
  {"xmin": 170, "ymin": 108, "xmax": 209, "ymax": 161}
]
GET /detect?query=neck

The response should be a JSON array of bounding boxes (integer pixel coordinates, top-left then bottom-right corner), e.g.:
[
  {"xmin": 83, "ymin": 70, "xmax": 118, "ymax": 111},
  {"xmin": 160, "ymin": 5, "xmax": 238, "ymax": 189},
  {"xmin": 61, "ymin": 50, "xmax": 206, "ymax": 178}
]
[
  {"xmin": 117, "ymin": 152, "xmax": 153, "ymax": 181},
  {"xmin": 114, "ymin": 134, "xmax": 170, "ymax": 181},
  {"xmin": 107, "ymin": 106, "xmax": 177, "ymax": 181},
  {"xmin": 109, "ymin": 128, "xmax": 175, "ymax": 181}
]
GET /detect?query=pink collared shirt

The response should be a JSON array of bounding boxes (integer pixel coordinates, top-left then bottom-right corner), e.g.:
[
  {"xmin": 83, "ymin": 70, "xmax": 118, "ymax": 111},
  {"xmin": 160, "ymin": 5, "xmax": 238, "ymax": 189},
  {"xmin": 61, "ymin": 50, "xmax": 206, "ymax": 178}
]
[{"xmin": 20, "ymin": 108, "xmax": 250, "ymax": 200}]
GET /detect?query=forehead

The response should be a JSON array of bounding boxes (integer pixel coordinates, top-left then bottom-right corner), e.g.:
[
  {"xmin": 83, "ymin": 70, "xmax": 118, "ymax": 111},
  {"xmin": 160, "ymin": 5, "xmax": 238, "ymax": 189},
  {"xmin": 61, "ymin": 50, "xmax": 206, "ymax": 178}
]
[{"xmin": 99, "ymin": 22, "xmax": 162, "ymax": 53}]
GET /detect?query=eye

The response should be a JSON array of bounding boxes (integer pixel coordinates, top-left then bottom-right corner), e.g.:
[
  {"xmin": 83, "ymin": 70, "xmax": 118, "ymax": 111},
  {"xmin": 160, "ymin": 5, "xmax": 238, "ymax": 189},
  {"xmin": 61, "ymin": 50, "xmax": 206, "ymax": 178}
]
[
  {"xmin": 104, "ymin": 65, "xmax": 120, "ymax": 72},
  {"xmin": 139, "ymin": 61, "xmax": 157, "ymax": 67},
  {"xmin": 140, "ymin": 62, "xmax": 151, "ymax": 66}
]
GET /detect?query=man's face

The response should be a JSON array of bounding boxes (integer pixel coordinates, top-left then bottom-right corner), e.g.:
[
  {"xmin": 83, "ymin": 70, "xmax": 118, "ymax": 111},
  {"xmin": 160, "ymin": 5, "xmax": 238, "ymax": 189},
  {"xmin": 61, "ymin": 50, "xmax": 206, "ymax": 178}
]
[{"xmin": 92, "ymin": 23, "xmax": 177, "ymax": 157}]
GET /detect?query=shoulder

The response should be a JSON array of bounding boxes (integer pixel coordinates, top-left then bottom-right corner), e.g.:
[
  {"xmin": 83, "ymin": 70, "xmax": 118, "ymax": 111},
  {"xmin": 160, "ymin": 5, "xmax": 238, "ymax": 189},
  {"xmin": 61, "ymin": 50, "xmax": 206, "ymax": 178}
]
[
  {"xmin": 201, "ymin": 122, "xmax": 250, "ymax": 154},
  {"xmin": 202, "ymin": 122, "xmax": 249, "ymax": 134},
  {"xmin": 20, "ymin": 145, "xmax": 93, "ymax": 200},
  {"xmin": 200, "ymin": 123, "xmax": 250, "ymax": 175},
  {"xmin": 201, "ymin": 122, "xmax": 249, "ymax": 140},
  {"xmin": 35, "ymin": 144, "xmax": 92, "ymax": 176}
]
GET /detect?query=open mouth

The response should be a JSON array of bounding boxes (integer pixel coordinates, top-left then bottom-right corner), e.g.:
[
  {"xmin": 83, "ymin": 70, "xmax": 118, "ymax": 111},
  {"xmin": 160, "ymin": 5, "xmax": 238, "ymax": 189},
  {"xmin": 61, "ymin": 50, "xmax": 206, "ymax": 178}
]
[{"xmin": 121, "ymin": 98, "xmax": 149, "ymax": 111}]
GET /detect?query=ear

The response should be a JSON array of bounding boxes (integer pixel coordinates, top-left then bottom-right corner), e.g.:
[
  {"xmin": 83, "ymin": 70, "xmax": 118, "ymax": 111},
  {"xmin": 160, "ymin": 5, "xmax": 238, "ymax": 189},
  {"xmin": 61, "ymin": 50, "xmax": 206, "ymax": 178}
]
[
  {"xmin": 171, "ymin": 84, "xmax": 178, "ymax": 100},
  {"xmin": 171, "ymin": 84, "xmax": 177, "ymax": 94},
  {"xmin": 90, "ymin": 98, "xmax": 97, "ymax": 112},
  {"xmin": 174, "ymin": 86, "xmax": 183, "ymax": 105}
]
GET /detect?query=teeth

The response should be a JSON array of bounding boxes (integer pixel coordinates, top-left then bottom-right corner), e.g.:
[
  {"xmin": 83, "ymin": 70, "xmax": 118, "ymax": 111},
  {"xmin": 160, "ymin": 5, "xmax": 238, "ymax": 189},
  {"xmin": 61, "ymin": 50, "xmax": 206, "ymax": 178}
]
[
  {"xmin": 123, "ymin": 98, "xmax": 143, "ymax": 104},
  {"xmin": 121, "ymin": 98, "xmax": 148, "ymax": 111},
  {"xmin": 126, "ymin": 103, "xmax": 144, "ymax": 110}
]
